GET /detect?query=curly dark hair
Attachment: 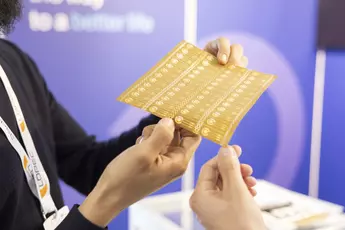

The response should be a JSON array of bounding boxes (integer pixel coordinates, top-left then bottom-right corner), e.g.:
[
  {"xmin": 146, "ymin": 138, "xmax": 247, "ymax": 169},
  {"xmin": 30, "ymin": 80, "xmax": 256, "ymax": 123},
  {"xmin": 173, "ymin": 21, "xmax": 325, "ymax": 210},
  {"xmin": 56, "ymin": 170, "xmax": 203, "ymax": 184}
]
[{"xmin": 0, "ymin": 0, "xmax": 22, "ymax": 34}]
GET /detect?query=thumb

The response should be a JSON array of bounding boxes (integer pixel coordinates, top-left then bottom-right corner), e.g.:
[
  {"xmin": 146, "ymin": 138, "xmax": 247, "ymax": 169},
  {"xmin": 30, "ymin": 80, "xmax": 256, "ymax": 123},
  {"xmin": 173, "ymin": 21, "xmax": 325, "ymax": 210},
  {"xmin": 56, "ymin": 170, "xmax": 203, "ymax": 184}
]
[
  {"xmin": 147, "ymin": 118, "xmax": 175, "ymax": 152},
  {"xmin": 195, "ymin": 157, "xmax": 218, "ymax": 191},
  {"xmin": 217, "ymin": 146, "xmax": 246, "ymax": 191}
]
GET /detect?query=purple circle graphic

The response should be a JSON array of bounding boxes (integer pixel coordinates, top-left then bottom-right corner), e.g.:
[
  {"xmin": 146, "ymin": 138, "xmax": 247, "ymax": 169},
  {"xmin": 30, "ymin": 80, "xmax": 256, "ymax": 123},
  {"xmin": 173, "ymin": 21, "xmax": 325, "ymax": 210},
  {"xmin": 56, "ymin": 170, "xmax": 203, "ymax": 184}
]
[{"xmin": 199, "ymin": 32, "xmax": 306, "ymax": 187}]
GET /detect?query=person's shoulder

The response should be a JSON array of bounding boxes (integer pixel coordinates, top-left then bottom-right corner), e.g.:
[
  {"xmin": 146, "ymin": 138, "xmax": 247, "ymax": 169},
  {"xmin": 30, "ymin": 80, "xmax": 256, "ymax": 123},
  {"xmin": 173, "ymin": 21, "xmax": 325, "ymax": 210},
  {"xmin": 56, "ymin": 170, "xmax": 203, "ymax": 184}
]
[
  {"xmin": 0, "ymin": 38, "xmax": 27, "ymax": 57},
  {"xmin": 0, "ymin": 38, "xmax": 39, "ymax": 73}
]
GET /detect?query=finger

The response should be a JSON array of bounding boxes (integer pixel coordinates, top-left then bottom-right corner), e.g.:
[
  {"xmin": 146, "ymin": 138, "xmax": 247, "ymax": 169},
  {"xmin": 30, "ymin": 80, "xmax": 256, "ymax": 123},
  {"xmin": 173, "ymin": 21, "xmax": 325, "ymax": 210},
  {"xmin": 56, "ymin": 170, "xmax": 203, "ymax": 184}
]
[
  {"xmin": 216, "ymin": 37, "xmax": 231, "ymax": 65},
  {"xmin": 204, "ymin": 40, "xmax": 218, "ymax": 56},
  {"xmin": 232, "ymin": 145, "xmax": 242, "ymax": 157},
  {"xmin": 240, "ymin": 164, "xmax": 253, "ymax": 177},
  {"xmin": 142, "ymin": 125, "xmax": 155, "ymax": 138},
  {"xmin": 241, "ymin": 56, "xmax": 248, "ymax": 68},
  {"xmin": 179, "ymin": 127, "xmax": 197, "ymax": 137},
  {"xmin": 144, "ymin": 125, "xmax": 181, "ymax": 147},
  {"xmin": 164, "ymin": 129, "xmax": 201, "ymax": 174},
  {"xmin": 215, "ymin": 166, "xmax": 253, "ymax": 191},
  {"xmin": 146, "ymin": 118, "xmax": 175, "ymax": 153},
  {"xmin": 249, "ymin": 188, "xmax": 257, "ymax": 197},
  {"xmin": 244, "ymin": 176, "xmax": 257, "ymax": 188},
  {"xmin": 217, "ymin": 146, "xmax": 247, "ymax": 192},
  {"xmin": 179, "ymin": 130, "xmax": 202, "ymax": 162},
  {"xmin": 229, "ymin": 44, "xmax": 243, "ymax": 66},
  {"xmin": 216, "ymin": 176, "xmax": 223, "ymax": 190},
  {"xmin": 136, "ymin": 125, "xmax": 155, "ymax": 144},
  {"xmin": 178, "ymin": 128, "xmax": 202, "ymax": 153},
  {"xmin": 171, "ymin": 129, "xmax": 181, "ymax": 146},
  {"xmin": 195, "ymin": 157, "xmax": 218, "ymax": 191},
  {"xmin": 135, "ymin": 136, "xmax": 144, "ymax": 145}
]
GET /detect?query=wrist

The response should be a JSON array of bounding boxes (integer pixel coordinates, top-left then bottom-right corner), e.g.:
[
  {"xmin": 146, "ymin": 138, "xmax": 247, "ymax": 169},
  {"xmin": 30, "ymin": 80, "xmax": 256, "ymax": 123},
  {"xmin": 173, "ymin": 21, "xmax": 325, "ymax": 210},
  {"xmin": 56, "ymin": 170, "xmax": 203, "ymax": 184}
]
[{"xmin": 79, "ymin": 182, "xmax": 123, "ymax": 227}]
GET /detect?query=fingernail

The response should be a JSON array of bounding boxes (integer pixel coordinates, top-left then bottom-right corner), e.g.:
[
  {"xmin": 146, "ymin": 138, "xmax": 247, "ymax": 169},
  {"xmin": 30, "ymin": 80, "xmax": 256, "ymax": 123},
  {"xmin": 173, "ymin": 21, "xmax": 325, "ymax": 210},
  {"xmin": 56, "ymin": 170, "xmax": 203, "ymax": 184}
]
[
  {"xmin": 234, "ymin": 145, "xmax": 242, "ymax": 155},
  {"xmin": 237, "ymin": 146, "xmax": 242, "ymax": 154},
  {"xmin": 219, "ymin": 146, "xmax": 236, "ymax": 157},
  {"xmin": 221, "ymin": 54, "xmax": 227, "ymax": 63},
  {"xmin": 159, "ymin": 118, "xmax": 174, "ymax": 128}
]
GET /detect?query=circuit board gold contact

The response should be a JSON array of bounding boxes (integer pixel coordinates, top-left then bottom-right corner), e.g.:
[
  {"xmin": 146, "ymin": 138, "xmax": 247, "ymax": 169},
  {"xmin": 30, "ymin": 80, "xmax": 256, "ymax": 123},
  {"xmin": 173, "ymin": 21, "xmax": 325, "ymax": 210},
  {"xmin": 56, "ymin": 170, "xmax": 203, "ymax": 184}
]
[{"xmin": 117, "ymin": 40, "xmax": 276, "ymax": 146}]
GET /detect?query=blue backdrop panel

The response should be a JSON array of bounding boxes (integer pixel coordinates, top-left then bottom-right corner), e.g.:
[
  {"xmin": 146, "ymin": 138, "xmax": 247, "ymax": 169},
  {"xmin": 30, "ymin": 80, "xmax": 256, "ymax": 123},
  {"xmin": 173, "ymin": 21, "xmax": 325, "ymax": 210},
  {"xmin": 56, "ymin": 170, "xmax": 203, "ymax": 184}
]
[
  {"xmin": 9, "ymin": 1, "xmax": 185, "ymax": 229},
  {"xmin": 196, "ymin": 0, "xmax": 317, "ymax": 194},
  {"xmin": 319, "ymin": 52, "xmax": 345, "ymax": 206}
]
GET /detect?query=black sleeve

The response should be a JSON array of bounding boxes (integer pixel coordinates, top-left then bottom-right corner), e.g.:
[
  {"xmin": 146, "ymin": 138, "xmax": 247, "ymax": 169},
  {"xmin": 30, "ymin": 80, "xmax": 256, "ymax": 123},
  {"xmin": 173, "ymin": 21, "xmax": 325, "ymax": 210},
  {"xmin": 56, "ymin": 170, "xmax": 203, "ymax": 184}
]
[
  {"xmin": 50, "ymin": 99, "xmax": 159, "ymax": 195},
  {"xmin": 23, "ymin": 51, "xmax": 160, "ymax": 195},
  {"xmin": 57, "ymin": 205, "xmax": 106, "ymax": 230}
]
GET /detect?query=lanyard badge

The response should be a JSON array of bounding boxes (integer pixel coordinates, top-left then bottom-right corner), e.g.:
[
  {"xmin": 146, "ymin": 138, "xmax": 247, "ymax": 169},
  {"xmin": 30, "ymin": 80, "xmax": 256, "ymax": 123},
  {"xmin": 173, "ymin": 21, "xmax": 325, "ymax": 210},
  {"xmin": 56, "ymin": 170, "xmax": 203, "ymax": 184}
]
[{"xmin": 0, "ymin": 65, "xmax": 69, "ymax": 229}]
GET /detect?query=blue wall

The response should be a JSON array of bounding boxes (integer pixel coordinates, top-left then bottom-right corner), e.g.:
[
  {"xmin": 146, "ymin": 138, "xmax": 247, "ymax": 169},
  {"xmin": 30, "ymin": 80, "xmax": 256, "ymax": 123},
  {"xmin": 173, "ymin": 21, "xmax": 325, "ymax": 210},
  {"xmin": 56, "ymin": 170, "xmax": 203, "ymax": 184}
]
[{"xmin": 319, "ymin": 51, "xmax": 345, "ymax": 205}]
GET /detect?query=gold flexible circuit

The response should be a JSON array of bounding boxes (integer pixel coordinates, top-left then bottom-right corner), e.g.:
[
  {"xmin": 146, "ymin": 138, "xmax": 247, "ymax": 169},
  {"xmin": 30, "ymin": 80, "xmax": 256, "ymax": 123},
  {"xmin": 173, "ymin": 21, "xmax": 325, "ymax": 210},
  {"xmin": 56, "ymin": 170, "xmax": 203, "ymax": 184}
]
[{"xmin": 117, "ymin": 40, "xmax": 277, "ymax": 146}]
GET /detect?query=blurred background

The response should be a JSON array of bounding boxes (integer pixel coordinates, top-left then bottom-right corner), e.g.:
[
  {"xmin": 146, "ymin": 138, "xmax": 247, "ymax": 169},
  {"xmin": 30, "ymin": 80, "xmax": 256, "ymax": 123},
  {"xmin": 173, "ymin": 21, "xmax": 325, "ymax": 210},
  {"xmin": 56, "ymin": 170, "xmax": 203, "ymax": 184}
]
[{"xmin": 7, "ymin": 0, "xmax": 345, "ymax": 229}]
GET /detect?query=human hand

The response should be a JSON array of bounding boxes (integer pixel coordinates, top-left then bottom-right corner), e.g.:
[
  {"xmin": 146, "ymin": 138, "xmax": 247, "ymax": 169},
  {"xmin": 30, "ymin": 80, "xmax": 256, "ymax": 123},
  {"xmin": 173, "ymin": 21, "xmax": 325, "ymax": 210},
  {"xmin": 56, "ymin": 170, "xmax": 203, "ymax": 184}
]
[
  {"xmin": 190, "ymin": 146, "xmax": 266, "ymax": 230},
  {"xmin": 204, "ymin": 37, "xmax": 248, "ymax": 67},
  {"xmin": 138, "ymin": 126, "xmax": 257, "ymax": 196},
  {"xmin": 79, "ymin": 118, "xmax": 201, "ymax": 227}
]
